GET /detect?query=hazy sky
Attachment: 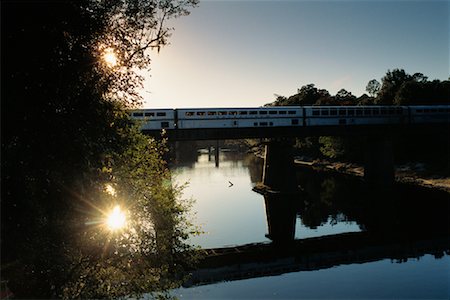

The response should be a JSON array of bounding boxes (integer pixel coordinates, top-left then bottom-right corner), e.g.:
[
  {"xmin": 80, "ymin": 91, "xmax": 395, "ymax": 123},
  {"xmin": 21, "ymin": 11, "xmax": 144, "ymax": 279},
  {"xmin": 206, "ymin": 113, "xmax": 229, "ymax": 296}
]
[{"xmin": 141, "ymin": 0, "xmax": 449, "ymax": 108}]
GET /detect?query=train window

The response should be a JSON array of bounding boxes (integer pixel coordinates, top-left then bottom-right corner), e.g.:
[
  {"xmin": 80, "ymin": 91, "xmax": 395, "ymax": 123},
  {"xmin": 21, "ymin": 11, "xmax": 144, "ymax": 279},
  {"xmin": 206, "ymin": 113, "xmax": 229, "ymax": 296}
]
[
  {"xmin": 430, "ymin": 109, "xmax": 437, "ymax": 113},
  {"xmin": 208, "ymin": 111, "xmax": 217, "ymax": 116},
  {"xmin": 372, "ymin": 108, "xmax": 379, "ymax": 115},
  {"xmin": 156, "ymin": 112, "xmax": 166, "ymax": 117},
  {"xmin": 388, "ymin": 108, "xmax": 396, "ymax": 115},
  {"xmin": 416, "ymin": 109, "xmax": 423, "ymax": 113},
  {"xmin": 423, "ymin": 109, "xmax": 430, "ymax": 113},
  {"xmin": 145, "ymin": 112, "xmax": 155, "ymax": 117},
  {"xmin": 161, "ymin": 121, "xmax": 169, "ymax": 128},
  {"xmin": 254, "ymin": 122, "xmax": 258, "ymax": 126},
  {"xmin": 396, "ymin": 108, "xmax": 403, "ymax": 114},
  {"xmin": 291, "ymin": 119, "xmax": 299, "ymax": 125},
  {"xmin": 269, "ymin": 111, "xmax": 277, "ymax": 115},
  {"xmin": 364, "ymin": 109, "xmax": 371, "ymax": 115},
  {"xmin": 279, "ymin": 111, "xmax": 287, "ymax": 115},
  {"xmin": 321, "ymin": 110, "xmax": 329, "ymax": 116},
  {"xmin": 380, "ymin": 108, "xmax": 387, "ymax": 115},
  {"xmin": 185, "ymin": 112, "xmax": 194, "ymax": 116},
  {"xmin": 356, "ymin": 109, "xmax": 363, "ymax": 116},
  {"xmin": 347, "ymin": 109, "xmax": 355, "ymax": 116},
  {"xmin": 197, "ymin": 111, "xmax": 206, "ymax": 116},
  {"xmin": 312, "ymin": 110, "xmax": 320, "ymax": 116},
  {"xmin": 288, "ymin": 111, "xmax": 296, "ymax": 115},
  {"xmin": 239, "ymin": 111, "xmax": 248, "ymax": 115},
  {"xmin": 218, "ymin": 111, "xmax": 227, "ymax": 115},
  {"xmin": 438, "ymin": 109, "xmax": 445, "ymax": 113},
  {"xmin": 249, "ymin": 111, "xmax": 258, "ymax": 115},
  {"xmin": 269, "ymin": 122, "xmax": 274, "ymax": 126},
  {"xmin": 260, "ymin": 122, "xmax": 268, "ymax": 126},
  {"xmin": 330, "ymin": 109, "xmax": 337, "ymax": 116},
  {"xmin": 228, "ymin": 111, "xmax": 238, "ymax": 115},
  {"xmin": 339, "ymin": 109, "xmax": 346, "ymax": 116},
  {"xmin": 259, "ymin": 111, "xmax": 268, "ymax": 115},
  {"xmin": 133, "ymin": 112, "xmax": 144, "ymax": 117}
]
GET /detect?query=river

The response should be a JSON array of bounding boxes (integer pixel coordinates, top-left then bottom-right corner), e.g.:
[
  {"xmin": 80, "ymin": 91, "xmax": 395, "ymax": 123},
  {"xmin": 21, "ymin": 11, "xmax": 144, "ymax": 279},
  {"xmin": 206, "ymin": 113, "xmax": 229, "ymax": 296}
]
[{"xmin": 169, "ymin": 144, "xmax": 449, "ymax": 299}]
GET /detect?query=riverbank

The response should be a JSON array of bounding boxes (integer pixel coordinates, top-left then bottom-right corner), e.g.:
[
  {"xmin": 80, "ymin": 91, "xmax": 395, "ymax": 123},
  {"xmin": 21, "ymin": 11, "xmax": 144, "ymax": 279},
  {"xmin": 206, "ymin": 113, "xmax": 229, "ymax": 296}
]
[{"xmin": 295, "ymin": 159, "xmax": 450, "ymax": 193}]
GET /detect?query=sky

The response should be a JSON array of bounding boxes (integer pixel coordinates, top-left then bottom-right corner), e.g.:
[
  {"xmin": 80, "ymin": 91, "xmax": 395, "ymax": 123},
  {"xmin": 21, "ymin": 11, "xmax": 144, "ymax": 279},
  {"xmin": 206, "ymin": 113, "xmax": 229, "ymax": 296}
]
[{"xmin": 141, "ymin": 0, "xmax": 449, "ymax": 108}]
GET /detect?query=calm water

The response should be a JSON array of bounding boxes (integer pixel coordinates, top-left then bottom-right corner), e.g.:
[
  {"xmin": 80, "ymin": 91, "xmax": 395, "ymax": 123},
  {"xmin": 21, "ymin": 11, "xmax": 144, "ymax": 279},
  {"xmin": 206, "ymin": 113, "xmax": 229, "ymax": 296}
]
[{"xmin": 170, "ymin": 145, "xmax": 450, "ymax": 299}]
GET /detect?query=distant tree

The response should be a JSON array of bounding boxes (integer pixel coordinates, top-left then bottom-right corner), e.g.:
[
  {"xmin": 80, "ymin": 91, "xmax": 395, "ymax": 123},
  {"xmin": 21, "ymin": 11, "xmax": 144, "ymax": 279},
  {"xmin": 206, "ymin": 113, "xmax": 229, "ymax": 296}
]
[
  {"xmin": 412, "ymin": 72, "xmax": 428, "ymax": 83},
  {"xmin": 374, "ymin": 69, "xmax": 440, "ymax": 105},
  {"xmin": 335, "ymin": 89, "xmax": 357, "ymax": 105},
  {"xmin": 366, "ymin": 79, "xmax": 381, "ymax": 97},
  {"xmin": 356, "ymin": 93, "xmax": 375, "ymax": 106},
  {"xmin": 395, "ymin": 79, "xmax": 450, "ymax": 105},
  {"xmin": 376, "ymin": 69, "xmax": 412, "ymax": 105}
]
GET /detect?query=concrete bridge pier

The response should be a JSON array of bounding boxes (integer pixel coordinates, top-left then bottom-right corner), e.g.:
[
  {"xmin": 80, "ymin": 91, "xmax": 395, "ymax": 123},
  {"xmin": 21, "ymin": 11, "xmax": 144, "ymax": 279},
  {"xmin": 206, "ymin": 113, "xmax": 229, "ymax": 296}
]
[
  {"xmin": 215, "ymin": 140, "xmax": 220, "ymax": 167},
  {"xmin": 262, "ymin": 140, "xmax": 297, "ymax": 192},
  {"xmin": 364, "ymin": 135, "xmax": 394, "ymax": 186}
]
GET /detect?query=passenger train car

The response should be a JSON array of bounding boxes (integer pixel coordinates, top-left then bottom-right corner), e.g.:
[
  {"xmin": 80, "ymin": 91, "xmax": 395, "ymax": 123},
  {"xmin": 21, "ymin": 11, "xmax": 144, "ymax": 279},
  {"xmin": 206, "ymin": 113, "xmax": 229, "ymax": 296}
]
[{"xmin": 130, "ymin": 105, "xmax": 450, "ymax": 130}]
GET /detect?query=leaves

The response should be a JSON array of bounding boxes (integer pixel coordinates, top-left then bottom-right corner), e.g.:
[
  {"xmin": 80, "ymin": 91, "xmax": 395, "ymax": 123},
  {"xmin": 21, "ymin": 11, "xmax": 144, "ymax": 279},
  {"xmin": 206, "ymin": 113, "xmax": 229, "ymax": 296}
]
[{"xmin": 3, "ymin": 0, "xmax": 198, "ymax": 298}]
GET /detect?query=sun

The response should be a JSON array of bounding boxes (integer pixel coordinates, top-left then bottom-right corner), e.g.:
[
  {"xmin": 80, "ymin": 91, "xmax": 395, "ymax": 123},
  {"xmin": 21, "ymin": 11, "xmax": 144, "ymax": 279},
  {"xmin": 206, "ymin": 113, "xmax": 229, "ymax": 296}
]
[
  {"xmin": 102, "ymin": 48, "xmax": 118, "ymax": 67},
  {"xmin": 106, "ymin": 205, "xmax": 126, "ymax": 231}
]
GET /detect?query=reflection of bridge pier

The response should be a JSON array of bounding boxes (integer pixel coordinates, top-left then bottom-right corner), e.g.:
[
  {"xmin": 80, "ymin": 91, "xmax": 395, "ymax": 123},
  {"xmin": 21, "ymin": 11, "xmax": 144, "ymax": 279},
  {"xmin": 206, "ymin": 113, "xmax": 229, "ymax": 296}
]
[
  {"xmin": 264, "ymin": 194, "xmax": 298, "ymax": 243},
  {"xmin": 207, "ymin": 141, "xmax": 220, "ymax": 167}
]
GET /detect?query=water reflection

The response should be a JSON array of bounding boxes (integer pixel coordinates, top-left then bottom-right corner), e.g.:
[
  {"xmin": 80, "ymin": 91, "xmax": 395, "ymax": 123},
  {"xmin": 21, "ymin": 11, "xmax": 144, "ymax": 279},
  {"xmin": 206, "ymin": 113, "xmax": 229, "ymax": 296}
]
[
  {"xmin": 172, "ymin": 144, "xmax": 449, "ymax": 247},
  {"xmin": 170, "ymin": 145, "xmax": 450, "ymax": 297}
]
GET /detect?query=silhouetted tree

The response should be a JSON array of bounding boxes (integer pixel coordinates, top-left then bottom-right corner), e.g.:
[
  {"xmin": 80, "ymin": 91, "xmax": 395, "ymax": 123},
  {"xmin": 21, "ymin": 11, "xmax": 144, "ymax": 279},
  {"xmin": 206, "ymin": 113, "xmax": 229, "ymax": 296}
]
[
  {"xmin": 376, "ymin": 69, "xmax": 412, "ymax": 105},
  {"xmin": 2, "ymin": 0, "xmax": 198, "ymax": 298},
  {"xmin": 356, "ymin": 93, "xmax": 375, "ymax": 106},
  {"xmin": 270, "ymin": 84, "xmax": 332, "ymax": 106},
  {"xmin": 366, "ymin": 79, "xmax": 381, "ymax": 97},
  {"xmin": 335, "ymin": 88, "xmax": 357, "ymax": 105}
]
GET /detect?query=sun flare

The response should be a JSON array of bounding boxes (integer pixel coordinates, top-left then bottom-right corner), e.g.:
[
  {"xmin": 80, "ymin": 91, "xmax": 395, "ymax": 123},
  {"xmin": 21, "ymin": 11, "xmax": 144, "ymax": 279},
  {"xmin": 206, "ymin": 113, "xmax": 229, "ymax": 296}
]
[
  {"xmin": 107, "ymin": 205, "xmax": 126, "ymax": 231},
  {"xmin": 102, "ymin": 48, "xmax": 118, "ymax": 67}
]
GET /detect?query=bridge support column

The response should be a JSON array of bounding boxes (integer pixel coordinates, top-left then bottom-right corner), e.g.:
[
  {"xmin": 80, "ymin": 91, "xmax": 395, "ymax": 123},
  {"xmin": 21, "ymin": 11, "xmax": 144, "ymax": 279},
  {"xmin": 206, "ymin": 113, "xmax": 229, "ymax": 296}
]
[
  {"xmin": 215, "ymin": 140, "xmax": 220, "ymax": 168},
  {"xmin": 364, "ymin": 135, "xmax": 394, "ymax": 186},
  {"xmin": 262, "ymin": 140, "xmax": 297, "ymax": 192}
]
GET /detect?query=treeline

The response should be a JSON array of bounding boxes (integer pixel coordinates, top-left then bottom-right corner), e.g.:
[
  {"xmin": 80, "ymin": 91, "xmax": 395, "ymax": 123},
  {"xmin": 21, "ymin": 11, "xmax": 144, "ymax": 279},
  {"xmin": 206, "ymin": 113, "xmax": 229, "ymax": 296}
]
[
  {"xmin": 267, "ymin": 69, "xmax": 450, "ymax": 170},
  {"xmin": 270, "ymin": 69, "xmax": 449, "ymax": 107}
]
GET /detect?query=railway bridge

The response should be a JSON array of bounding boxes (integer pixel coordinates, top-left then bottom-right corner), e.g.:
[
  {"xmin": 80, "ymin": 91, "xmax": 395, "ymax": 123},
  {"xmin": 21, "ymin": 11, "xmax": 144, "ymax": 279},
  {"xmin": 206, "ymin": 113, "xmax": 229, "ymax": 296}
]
[{"xmin": 135, "ymin": 106, "xmax": 449, "ymax": 187}]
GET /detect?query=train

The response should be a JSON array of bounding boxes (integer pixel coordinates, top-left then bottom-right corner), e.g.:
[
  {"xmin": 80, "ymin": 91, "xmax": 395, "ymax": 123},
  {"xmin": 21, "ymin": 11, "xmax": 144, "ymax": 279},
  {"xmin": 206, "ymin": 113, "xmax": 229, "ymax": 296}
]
[{"xmin": 130, "ymin": 105, "xmax": 450, "ymax": 131}]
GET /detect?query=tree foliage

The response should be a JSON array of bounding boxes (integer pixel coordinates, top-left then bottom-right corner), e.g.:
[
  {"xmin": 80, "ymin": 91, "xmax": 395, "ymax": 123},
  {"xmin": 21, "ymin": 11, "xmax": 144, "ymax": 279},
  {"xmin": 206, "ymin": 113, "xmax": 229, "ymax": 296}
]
[
  {"xmin": 365, "ymin": 79, "xmax": 381, "ymax": 97},
  {"xmin": 2, "ymin": 0, "xmax": 198, "ymax": 298},
  {"xmin": 375, "ymin": 69, "xmax": 449, "ymax": 105},
  {"xmin": 271, "ymin": 84, "xmax": 332, "ymax": 106}
]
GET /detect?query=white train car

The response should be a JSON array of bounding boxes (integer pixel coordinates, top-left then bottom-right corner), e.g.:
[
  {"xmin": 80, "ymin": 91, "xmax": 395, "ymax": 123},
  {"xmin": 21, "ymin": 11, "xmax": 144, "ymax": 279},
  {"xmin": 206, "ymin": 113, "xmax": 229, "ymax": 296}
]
[
  {"xmin": 130, "ymin": 109, "xmax": 175, "ymax": 130},
  {"xmin": 176, "ymin": 107, "xmax": 303, "ymax": 129},
  {"xmin": 304, "ymin": 106, "xmax": 409, "ymax": 126},
  {"xmin": 409, "ymin": 105, "xmax": 450, "ymax": 124}
]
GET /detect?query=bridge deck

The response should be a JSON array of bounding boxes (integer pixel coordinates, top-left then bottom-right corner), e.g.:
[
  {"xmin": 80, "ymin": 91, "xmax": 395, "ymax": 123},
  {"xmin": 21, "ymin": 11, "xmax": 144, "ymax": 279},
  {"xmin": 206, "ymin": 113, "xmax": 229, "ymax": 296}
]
[{"xmin": 144, "ymin": 123, "xmax": 448, "ymax": 141}]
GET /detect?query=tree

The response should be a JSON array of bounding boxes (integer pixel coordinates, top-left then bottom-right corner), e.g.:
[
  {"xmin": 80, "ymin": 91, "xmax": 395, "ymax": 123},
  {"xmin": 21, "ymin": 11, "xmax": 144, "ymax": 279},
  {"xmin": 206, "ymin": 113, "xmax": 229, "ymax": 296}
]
[
  {"xmin": 366, "ymin": 79, "xmax": 381, "ymax": 97},
  {"xmin": 2, "ymin": 0, "xmax": 198, "ymax": 298},
  {"xmin": 335, "ymin": 89, "xmax": 357, "ymax": 105},
  {"xmin": 375, "ymin": 69, "xmax": 412, "ymax": 105}
]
